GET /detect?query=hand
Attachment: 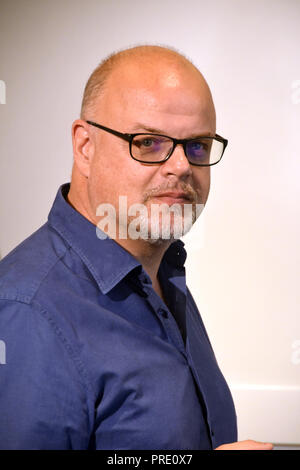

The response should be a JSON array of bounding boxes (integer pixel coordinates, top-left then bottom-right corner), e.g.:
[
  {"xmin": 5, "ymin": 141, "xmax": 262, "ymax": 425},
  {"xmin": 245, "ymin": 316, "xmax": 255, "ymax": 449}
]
[{"xmin": 215, "ymin": 439, "xmax": 273, "ymax": 450}]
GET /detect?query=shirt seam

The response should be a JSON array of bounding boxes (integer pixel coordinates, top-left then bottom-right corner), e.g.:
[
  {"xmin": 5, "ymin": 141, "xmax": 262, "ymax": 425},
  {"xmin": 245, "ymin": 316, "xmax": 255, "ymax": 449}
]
[
  {"xmin": 0, "ymin": 297, "xmax": 96, "ymax": 419},
  {"xmin": 0, "ymin": 237, "xmax": 69, "ymax": 305}
]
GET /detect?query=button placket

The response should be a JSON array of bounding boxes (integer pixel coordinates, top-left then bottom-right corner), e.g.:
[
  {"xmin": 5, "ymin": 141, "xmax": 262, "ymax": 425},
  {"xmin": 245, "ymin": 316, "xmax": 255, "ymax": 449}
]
[
  {"xmin": 139, "ymin": 272, "xmax": 186, "ymax": 355},
  {"xmin": 157, "ymin": 304, "xmax": 186, "ymax": 355},
  {"xmin": 157, "ymin": 307, "xmax": 168, "ymax": 319}
]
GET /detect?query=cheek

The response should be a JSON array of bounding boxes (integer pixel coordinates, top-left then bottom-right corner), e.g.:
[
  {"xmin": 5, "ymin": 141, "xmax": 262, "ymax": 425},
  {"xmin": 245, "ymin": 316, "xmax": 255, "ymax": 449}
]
[
  {"xmin": 89, "ymin": 160, "xmax": 121, "ymax": 206},
  {"xmin": 193, "ymin": 168, "xmax": 211, "ymax": 203},
  {"xmin": 88, "ymin": 147, "xmax": 155, "ymax": 209}
]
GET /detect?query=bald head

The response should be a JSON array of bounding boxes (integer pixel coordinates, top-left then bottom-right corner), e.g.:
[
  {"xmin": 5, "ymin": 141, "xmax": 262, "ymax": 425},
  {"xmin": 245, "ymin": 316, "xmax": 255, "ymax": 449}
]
[{"xmin": 80, "ymin": 45, "xmax": 215, "ymax": 127}]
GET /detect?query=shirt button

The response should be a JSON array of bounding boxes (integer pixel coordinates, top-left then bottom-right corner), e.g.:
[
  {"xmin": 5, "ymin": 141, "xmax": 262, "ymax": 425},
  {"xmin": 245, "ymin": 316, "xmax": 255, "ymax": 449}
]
[
  {"xmin": 140, "ymin": 275, "xmax": 150, "ymax": 284},
  {"xmin": 158, "ymin": 308, "xmax": 168, "ymax": 318}
]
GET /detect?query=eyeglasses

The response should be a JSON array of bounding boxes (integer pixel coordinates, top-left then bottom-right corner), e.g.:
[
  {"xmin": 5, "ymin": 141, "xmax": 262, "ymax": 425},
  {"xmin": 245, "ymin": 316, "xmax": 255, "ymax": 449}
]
[{"xmin": 86, "ymin": 120, "xmax": 228, "ymax": 167}]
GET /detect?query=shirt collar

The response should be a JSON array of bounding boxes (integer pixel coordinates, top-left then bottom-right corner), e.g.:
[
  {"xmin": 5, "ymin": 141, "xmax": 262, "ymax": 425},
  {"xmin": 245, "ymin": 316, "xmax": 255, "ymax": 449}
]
[{"xmin": 48, "ymin": 183, "xmax": 187, "ymax": 294}]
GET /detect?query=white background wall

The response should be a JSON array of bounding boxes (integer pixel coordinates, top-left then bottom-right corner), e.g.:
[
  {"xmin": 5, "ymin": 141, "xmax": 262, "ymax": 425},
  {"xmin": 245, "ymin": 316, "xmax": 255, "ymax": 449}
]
[{"xmin": 1, "ymin": 0, "xmax": 299, "ymax": 447}]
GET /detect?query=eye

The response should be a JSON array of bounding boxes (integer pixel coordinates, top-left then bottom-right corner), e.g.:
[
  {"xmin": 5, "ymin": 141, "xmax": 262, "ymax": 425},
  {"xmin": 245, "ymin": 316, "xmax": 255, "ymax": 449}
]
[
  {"xmin": 188, "ymin": 140, "xmax": 207, "ymax": 155},
  {"xmin": 133, "ymin": 136, "xmax": 165, "ymax": 153},
  {"xmin": 136, "ymin": 137, "xmax": 159, "ymax": 149},
  {"xmin": 190, "ymin": 141, "xmax": 204, "ymax": 152},
  {"xmin": 141, "ymin": 138, "xmax": 155, "ymax": 147},
  {"xmin": 132, "ymin": 135, "xmax": 173, "ymax": 161},
  {"xmin": 186, "ymin": 139, "xmax": 211, "ymax": 163}
]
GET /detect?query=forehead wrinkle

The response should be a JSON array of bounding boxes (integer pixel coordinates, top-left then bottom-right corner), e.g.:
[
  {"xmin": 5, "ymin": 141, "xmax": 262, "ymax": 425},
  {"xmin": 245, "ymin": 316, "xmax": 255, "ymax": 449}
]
[{"xmin": 130, "ymin": 123, "xmax": 215, "ymax": 138}]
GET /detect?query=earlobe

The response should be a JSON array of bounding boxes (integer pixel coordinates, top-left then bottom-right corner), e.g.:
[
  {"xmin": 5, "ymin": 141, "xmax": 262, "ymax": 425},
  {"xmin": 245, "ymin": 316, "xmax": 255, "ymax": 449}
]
[{"xmin": 72, "ymin": 119, "xmax": 93, "ymax": 178}]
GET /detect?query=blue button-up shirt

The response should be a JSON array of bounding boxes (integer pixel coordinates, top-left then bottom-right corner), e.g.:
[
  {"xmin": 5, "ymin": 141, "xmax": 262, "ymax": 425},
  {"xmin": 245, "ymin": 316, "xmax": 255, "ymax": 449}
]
[{"xmin": 0, "ymin": 183, "xmax": 237, "ymax": 450}]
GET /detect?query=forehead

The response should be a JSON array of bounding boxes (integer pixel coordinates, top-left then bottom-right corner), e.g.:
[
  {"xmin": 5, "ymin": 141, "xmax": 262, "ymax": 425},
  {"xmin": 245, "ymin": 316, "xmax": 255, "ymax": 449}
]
[{"xmin": 97, "ymin": 56, "xmax": 216, "ymax": 134}]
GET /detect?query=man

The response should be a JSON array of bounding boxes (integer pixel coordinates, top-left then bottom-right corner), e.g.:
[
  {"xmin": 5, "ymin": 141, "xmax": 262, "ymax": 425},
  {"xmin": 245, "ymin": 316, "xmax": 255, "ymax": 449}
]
[{"xmin": 0, "ymin": 45, "xmax": 272, "ymax": 450}]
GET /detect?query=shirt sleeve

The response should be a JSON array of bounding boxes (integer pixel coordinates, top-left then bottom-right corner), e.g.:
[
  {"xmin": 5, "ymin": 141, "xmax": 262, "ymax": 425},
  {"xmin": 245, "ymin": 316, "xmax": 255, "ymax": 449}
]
[{"xmin": 0, "ymin": 299, "xmax": 91, "ymax": 449}]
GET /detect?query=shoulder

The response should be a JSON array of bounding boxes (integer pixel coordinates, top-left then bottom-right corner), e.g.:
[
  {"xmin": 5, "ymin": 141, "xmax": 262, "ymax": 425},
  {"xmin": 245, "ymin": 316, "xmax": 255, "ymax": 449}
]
[
  {"xmin": 0, "ymin": 222, "xmax": 96, "ymax": 390},
  {"xmin": 0, "ymin": 224, "xmax": 97, "ymax": 448},
  {"xmin": 0, "ymin": 223, "xmax": 93, "ymax": 385},
  {"xmin": 0, "ymin": 285, "xmax": 92, "ymax": 394},
  {"xmin": 0, "ymin": 222, "xmax": 68, "ymax": 304}
]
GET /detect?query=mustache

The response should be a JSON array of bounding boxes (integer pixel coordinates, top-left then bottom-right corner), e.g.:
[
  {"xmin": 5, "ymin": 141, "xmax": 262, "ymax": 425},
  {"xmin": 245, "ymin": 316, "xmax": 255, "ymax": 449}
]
[{"xmin": 143, "ymin": 182, "xmax": 198, "ymax": 204}]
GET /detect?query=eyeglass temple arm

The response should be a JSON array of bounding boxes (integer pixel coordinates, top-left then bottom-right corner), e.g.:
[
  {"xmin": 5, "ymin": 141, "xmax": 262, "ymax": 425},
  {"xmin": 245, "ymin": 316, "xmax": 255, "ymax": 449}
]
[{"xmin": 86, "ymin": 121, "xmax": 132, "ymax": 142}]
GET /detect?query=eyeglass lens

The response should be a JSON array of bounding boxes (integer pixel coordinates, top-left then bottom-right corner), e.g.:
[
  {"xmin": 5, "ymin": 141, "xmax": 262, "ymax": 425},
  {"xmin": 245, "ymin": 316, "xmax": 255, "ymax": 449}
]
[{"xmin": 131, "ymin": 135, "xmax": 223, "ymax": 165}]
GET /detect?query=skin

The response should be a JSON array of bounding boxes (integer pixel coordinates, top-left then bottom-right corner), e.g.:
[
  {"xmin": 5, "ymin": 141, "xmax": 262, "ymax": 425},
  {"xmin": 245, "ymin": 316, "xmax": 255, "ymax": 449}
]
[
  {"xmin": 68, "ymin": 47, "xmax": 273, "ymax": 450},
  {"xmin": 215, "ymin": 440, "xmax": 273, "ymax": 450}
]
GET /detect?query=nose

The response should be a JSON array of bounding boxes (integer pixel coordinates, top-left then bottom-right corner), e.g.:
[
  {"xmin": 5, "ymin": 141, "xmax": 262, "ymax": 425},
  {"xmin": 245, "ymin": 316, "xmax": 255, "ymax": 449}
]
[{"xmin": 161, "ymin": 143, "xmax": 192, "ymax": 180}]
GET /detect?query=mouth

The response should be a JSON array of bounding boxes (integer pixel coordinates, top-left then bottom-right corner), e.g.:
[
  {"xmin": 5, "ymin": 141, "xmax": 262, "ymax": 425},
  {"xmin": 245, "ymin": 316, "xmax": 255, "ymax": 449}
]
[{"xmin": 152, "ymin": 192, "xmax": 193, "ymax": 204}]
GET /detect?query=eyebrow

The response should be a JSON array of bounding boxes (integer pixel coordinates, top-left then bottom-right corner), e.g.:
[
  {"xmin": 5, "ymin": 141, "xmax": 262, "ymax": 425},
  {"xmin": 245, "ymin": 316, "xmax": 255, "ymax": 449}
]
[{"xmin": 130, "ymin": 123, "xmax": 215, "ymax": 138}]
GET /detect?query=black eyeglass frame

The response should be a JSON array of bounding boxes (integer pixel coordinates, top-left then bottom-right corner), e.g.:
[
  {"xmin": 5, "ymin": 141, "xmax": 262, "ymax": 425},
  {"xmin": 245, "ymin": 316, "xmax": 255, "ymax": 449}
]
[{"xmin": 86, "ymin": 120, "xmax": 228, "ymax": 167}]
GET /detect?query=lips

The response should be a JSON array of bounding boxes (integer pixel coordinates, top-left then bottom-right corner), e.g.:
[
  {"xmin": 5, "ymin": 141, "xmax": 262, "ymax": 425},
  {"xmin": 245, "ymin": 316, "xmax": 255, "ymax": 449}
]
[
  {"xmin": 154, "ymin": 192, "xmax": 192, "ymax": 201},
  {"xmin": 152, "ymin": 192, "xmax": 193, "ymax": 205}
]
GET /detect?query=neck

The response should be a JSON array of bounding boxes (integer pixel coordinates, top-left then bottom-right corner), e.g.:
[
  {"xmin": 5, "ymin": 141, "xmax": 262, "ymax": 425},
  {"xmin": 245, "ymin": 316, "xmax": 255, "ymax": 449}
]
[
  {"xmin": 67, "ymin": 175, "xmax": 172, "ymax": 288},
  {"xmin": 116, "ymin": 236, "xmax": 171, "ymax": 286}
]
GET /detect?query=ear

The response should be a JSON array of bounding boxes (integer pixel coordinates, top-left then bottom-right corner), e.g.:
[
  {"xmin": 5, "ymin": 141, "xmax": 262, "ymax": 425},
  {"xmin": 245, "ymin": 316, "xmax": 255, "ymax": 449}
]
[{"xmin": 71, "ymin": 119, "xmax": 94, "ymax": 178}]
